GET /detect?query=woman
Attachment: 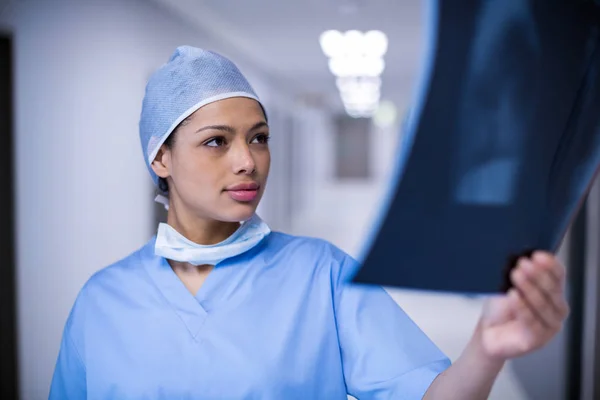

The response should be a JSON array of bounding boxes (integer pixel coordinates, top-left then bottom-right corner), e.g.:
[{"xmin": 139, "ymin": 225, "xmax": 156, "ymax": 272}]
[{"xmin": 49, "ymin": 46, "xmax": 569, "ymax": 400}]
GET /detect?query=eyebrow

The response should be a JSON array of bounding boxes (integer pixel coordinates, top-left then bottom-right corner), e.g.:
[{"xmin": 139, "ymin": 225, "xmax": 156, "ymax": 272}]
[{"xmin": 195, "ymin": 121, "xmax": 268, "ymax": 135}]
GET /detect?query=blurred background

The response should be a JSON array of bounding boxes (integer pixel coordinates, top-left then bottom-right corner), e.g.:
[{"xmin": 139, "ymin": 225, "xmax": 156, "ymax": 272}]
[{"xmin": 0, "ymin": 0, "xmax": 599, "ymax": 399}]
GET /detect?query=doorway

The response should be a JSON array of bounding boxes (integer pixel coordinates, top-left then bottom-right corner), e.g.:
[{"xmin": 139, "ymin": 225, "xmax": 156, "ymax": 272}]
[{"xmin": 0, "ymin": 33, "xmax": 19, "ymax": 400}]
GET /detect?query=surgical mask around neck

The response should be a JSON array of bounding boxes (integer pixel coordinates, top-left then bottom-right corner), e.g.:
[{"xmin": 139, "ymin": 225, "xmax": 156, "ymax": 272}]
[{"xmin": 154, "ymin": 214, "xmax": 271, "ymax": 266}]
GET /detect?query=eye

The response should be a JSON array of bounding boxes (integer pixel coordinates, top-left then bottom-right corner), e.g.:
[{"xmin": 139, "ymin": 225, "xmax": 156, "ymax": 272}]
[
  {"xmin": 251, "ymin": 133, "xmax": 270, "ymax": 145},
  {"xmin": 204, "ymin": 137, "xmax": 227, "ymax": 147}
]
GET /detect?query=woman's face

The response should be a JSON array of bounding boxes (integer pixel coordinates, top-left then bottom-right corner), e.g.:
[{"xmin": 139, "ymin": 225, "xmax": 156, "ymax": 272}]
[{"xmin": 152, "ymin": 97, "xmax": 271, "ymax": 222}]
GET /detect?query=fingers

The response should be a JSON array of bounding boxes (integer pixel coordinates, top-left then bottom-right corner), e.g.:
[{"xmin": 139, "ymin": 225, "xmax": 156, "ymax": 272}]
[
  {"xmin": 521, "ymin": 257, "xmax": 564, "ymax": 311},
  {"xmin": 507, "ymin": 288, "xmax": 536, "ymax": 324},
  {"xmin": 511, "ymin": 266, "xmax": 557, "ymax": 329},
  {"xmin": 529, "ymin": 252, "xmax": 570, "ymax": 319},
  {"xmin": 531, "ymin": 251, "xmax": 566, "ymax": 288},
  {"xmin": 510, "ymin": 253, "xmax": 570, "ymax": 330},
  {"xmin": 508, "ymin": 288, "xmax": 548, "ymax": 352}
]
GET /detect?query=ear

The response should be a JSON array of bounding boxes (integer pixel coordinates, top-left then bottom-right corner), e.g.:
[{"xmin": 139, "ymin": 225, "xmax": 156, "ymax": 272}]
[{"xmin": 150, "ymin": 145, "xmax": 171, "ymax": 180}]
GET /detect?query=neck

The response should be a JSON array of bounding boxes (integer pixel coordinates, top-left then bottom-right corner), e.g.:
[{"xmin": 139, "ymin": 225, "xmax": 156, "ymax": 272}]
[{"xmin": 165, "ymin": 197, "xmax": 240, "ymax": 246}]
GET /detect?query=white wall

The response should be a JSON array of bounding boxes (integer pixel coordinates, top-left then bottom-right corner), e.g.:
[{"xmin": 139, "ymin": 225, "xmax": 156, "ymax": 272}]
[
  {"xmin": 289, "ymin": 99, "xmax": 405, "ymax": 258},
  {"xmin": 10, "ymin": 1, "xmax": 292, "ymax": 398},
  {"xmin": 0, "ymin": 0, "xmax": 13, "ymax": 30}
]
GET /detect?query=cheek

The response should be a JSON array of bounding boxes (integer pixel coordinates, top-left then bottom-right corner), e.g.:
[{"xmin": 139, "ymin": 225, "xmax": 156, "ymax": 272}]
[
  {"xmin": 171, "ymin": 150, "xmax": 194, "ymax": 177},
  {"xmin": 172, "ymin": 149, "xmax": 216, "ymax": 186},
  {"xmin": 256, "ymin": 149, "xmax": 271, "ymax": 173}
]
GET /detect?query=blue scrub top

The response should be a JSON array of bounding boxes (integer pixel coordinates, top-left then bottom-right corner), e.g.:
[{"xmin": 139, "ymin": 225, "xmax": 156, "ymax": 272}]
[{"xmin": 49, "ymin": 232, "xmax": 450, "ymax": 399}]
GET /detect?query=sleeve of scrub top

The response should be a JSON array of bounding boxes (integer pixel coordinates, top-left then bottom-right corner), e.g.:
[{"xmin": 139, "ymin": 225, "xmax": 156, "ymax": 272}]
[
  {"xmin": 48, "ymin": 322, "xmax": 87, "ymax": 400},
  {"xmin": 333, "ymin": 253, "xmax": 451, "ymax": 400}
]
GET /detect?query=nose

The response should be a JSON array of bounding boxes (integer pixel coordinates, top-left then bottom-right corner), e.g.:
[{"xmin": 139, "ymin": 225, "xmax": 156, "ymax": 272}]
[{"xmin": 231, "ymin": 141, "xmax": 256, "ymax": 175}]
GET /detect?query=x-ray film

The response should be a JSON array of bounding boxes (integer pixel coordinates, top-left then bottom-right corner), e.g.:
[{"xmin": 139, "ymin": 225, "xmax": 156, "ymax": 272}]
[{"xmin": 354, "ymin": 0, "xmax": 600, "ymax": 293}]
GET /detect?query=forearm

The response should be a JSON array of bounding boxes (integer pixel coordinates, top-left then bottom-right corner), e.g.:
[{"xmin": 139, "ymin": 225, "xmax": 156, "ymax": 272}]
[{"xmin": 423, "ymin": 326, "xmax": 505, "ymax": 400}]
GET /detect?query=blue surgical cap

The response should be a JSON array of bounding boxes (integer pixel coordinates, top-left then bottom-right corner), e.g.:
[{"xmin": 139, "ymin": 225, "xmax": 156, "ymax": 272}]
[{"xmin": 139, "ymin": 45, "xmax": 262, "ymax": 188}]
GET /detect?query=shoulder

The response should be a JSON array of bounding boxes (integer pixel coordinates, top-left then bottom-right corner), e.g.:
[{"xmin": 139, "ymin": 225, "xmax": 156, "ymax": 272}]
[
  {"xmin": 82, "ymin": 240, "xmax": 150, "ymax": 295},
  {"xmin": 264, "ymin": 231, "xmax": 351, "ymax": 260},
  {"xmin": 65, "ymin": 240, "xmax": 152, "ymax": 326},
  {"xmin": 263, "ymin": 231, "xmax": 360, "ymax": 283}
]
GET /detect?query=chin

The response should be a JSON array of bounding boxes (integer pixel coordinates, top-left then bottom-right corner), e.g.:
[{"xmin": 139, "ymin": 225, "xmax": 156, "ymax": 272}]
[{"xmin": 220, "ymin": 203, "xmax": 259, "ymax": 222}]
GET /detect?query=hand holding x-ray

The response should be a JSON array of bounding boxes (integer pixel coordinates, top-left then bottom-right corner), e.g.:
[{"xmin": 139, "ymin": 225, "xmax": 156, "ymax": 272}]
[{"xmin": 479, "ymin": 252, "xmax": 569, "ymax": 359}]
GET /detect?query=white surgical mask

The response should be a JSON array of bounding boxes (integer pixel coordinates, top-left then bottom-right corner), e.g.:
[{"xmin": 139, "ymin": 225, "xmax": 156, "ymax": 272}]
[{"xmin": 154, "ymin": 214, "xmax": 271, "ymax": 266}]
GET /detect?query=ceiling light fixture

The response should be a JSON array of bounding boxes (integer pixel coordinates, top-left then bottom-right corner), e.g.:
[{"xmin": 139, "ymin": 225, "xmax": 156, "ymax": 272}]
[{"xmin": 319, "ymin": 29, "xmax": 389, "ymax": 118}]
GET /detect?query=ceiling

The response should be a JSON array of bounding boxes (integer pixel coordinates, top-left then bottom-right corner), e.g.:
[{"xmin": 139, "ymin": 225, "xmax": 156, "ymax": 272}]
[{"xmin": 153, "ymin": 0, "xmax": 426, "ymax": 109}]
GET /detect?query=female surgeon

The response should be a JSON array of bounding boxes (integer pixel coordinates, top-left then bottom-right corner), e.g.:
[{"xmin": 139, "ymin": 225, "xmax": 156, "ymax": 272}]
[{"xmin": 49, "ymin": 46, "xmax": 570, "ymax": 400}]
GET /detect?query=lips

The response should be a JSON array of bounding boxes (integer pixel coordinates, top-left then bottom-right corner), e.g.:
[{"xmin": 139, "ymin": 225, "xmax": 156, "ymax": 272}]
[
  {"xmin": 225, "ymin": 182, "xmax": 260, "ymax": 202},
  {"xmin": 225, "ymin": 182, "xmax": 260, "ymax": 191}
]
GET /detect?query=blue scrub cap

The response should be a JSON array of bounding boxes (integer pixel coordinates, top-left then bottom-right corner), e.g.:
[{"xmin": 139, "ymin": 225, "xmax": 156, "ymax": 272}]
[{"xmin": 139, "ymin": 45, "xmax": 262, "ymax": 188}]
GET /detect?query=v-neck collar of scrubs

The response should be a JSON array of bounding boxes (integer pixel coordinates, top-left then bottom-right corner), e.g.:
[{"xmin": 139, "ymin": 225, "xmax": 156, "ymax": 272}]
[{"xmin": 141, "ymin": 238, "xmax": 237, "ymax": 340}]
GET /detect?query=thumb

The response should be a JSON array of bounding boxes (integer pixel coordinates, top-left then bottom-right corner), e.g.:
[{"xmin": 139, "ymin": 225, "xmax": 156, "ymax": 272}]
[{"xmin": 481, "ymin": 291, "xmax": 514, "ymax": 327}]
